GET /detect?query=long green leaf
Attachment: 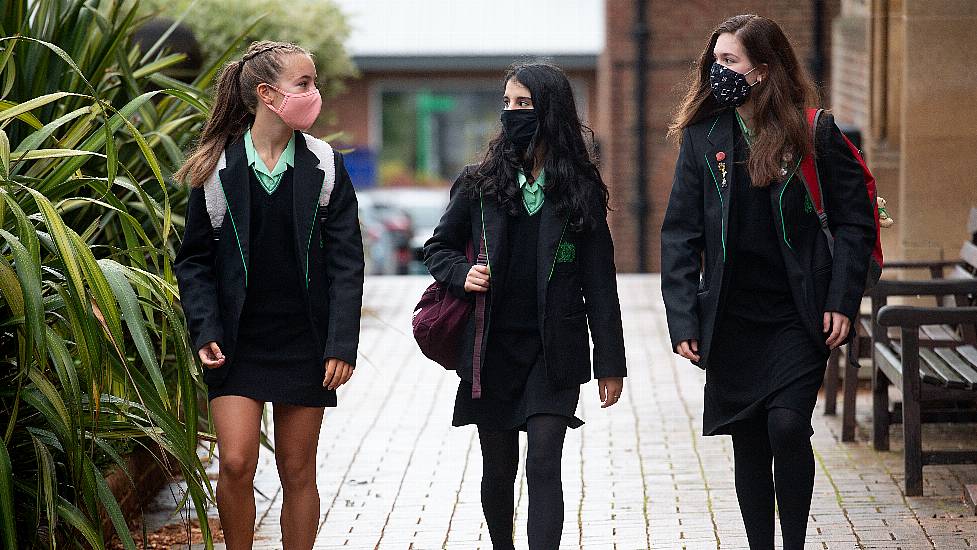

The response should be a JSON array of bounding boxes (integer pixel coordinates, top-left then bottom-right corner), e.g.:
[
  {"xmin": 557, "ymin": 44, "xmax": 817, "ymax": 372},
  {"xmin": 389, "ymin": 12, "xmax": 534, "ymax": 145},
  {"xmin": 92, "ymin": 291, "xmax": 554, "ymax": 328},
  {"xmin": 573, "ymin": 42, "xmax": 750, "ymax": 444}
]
[
  {"xmin": 10, "ymin": 105, "xmax": 91, "ymax": 154},
  {"xmin": 0, "ymin": 438, "xmax": 16, "ymax": 550},
  {"xmin": 12, "ymin": 148, "xmax": 101, "ymax": 160},
  {"xmin": 99, "ymin": 258, "xmax": 167, "ymax": 406},
  {"xmin": 0, "ymin": 229, "xmax": 44, "ymax": 369},
  {"xmin": 27, "ymin": 367, "xmax": 71, "ymax": 439},
  {"xmin": 31, "ymin": 434, "xmax": 57, "ymax": 547},
  {"xmin": 92, "ymin": 462, "xmax": 136, "ymax": 550},
  {"xmin": 131, "ymin": 52, "xmax": 186, "ymax": 79},
  {"xmin": 0, "ymin": 128, "xmax": 8, "ymax": 178},
  {"xmin": 67, "ymin": 230, "xmax": 125, "ymax": 355},
  {"xmin": 0, "ymin": 99, "xmax": 44, "ymax": 129}
]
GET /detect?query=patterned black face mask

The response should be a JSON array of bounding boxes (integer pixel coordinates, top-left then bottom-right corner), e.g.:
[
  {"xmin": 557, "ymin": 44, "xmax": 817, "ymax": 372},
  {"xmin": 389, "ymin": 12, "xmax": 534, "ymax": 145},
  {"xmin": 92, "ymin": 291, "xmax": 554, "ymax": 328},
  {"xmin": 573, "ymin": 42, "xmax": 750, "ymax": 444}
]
[{"xmin": 709, "ymin": 62, "xmax": 757, "ymax": 108}]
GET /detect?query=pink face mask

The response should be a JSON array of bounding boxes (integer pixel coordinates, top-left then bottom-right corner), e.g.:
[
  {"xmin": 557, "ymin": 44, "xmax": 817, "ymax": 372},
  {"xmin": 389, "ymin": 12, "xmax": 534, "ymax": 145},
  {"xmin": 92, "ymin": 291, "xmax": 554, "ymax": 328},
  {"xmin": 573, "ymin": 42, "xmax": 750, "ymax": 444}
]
[{"xmin": 264, "ymin": 85, "xmax": 322, "ymax": 131}]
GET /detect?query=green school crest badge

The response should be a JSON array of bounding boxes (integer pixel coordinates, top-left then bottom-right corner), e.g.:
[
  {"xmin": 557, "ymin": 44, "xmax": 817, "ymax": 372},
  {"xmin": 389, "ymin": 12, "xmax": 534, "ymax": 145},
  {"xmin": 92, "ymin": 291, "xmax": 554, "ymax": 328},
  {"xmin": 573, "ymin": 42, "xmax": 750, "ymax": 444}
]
[{"xmin": 556, "ymin": 241, "xmax": 576, "ymax": 263}]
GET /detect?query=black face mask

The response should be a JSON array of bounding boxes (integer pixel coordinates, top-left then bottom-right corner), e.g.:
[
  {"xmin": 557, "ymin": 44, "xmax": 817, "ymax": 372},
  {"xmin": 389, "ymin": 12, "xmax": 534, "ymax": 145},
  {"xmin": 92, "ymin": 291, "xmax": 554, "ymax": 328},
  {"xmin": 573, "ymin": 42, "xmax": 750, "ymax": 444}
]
[
  {"xmin": 709, "ymin": 62, "xmax": 757, "ymax": 108},
  {"xmin": 501, "ymin": 109, "xmax": 538, "ymax": 152}
]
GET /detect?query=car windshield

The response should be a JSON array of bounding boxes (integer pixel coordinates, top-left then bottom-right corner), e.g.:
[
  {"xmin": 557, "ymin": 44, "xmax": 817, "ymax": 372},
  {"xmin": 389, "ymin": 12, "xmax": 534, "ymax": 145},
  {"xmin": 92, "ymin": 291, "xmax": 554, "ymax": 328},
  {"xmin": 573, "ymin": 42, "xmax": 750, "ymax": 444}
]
[{"xmin": 403, "ymin": 206, "xmax": 443, "ymax": 228}]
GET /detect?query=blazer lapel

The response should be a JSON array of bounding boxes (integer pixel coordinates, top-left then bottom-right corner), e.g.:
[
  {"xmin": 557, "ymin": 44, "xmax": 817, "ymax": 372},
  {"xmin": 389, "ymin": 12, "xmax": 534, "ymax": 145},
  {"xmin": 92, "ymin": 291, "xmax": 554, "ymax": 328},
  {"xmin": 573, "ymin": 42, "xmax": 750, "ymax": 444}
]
[
  {"xmin": 292, "ymin": 132, "xmax": 325, "ymax": 285},
  {"xmin": 218, "ymin": 138, "xmax": 251, "ymax": 281},
  {"xmin": 536, "ymin": 196, "xmax": 567, "ymax": 301},
  {"xmin": 478, "ymin": 192, "xmax": 507, "ymax": 276},
  {"xmin": 768, "ymin": 156, "xmax": 804, "ymax": 245},
  {"xmin": 706, "ymin": 110, "xmax": 735, "ymax": 256}
]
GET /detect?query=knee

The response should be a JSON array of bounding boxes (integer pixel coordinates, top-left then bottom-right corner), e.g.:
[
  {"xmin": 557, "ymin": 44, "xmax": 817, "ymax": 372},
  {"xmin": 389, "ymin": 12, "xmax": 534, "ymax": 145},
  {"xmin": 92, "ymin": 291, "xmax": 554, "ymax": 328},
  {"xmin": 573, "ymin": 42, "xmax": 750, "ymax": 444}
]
[
  {"xmin": 767, "ymin": 408, "xmax": 812, "ymax": 456},
  {"xmin": 219, "ymin": 452, "xmax": 258, "ymax": 485},
  {"xmin": 525, "ymin": 451, "xmax": 561, "ymax": 486},
  {"xmin": 276, "ymin": 451, "xmax": 317, "ymax": 491},
  {"xmin": 482, "ymin": 454, "xmax": 518, "ymax": 485}
]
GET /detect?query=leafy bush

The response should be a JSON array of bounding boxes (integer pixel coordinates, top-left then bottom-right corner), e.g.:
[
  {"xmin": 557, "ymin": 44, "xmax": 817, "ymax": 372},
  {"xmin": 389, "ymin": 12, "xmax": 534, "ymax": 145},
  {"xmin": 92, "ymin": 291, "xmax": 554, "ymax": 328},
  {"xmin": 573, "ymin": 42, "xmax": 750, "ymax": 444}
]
[
  {"xmin": 140, "ymin": 0, "xmax": 356, "ymax": 99},
  {"xmin": 0, "ymin": 0, "xmax": 273, "ymax": 547}
]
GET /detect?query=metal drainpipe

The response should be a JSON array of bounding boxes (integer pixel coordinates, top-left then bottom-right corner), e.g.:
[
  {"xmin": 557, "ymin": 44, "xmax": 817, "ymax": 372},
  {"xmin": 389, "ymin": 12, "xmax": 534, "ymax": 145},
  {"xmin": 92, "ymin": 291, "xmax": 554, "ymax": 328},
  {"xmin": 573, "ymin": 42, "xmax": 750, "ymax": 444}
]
[
  {"xmin": 633, "ymin": 0, "xmax": 650, "ymax": 272},
  {"xmin": 811, "ymin": 0, "xmax": 826, "ymax": 101}
]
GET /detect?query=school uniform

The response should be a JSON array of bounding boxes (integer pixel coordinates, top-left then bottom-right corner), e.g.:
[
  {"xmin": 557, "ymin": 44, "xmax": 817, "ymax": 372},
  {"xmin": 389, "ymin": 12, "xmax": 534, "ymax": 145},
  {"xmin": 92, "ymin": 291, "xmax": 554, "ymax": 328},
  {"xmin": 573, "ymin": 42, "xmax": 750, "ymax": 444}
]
[
  {"xmin": 660, "ymin": 108, "xmax": 876, "ymax": 435},
  {"xmin": 424, "ymin": 167, "xmax": 627, "ymax": 430},
  {"xmin": 175, "ymin": 131, "xmax": 364, "ymax": 407}
]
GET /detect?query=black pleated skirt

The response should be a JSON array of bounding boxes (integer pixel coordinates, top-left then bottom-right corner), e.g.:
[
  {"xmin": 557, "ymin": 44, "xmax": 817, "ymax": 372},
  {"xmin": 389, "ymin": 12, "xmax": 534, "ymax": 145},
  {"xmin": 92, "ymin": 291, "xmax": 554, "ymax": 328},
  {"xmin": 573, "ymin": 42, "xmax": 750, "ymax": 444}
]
[
  {"xmin": 453, "ymin": 356, "xmax": 584, "ymax": 432},
  {"xmin": 703, "ymin": 290, "xmax": 829, "ymax": 436}
]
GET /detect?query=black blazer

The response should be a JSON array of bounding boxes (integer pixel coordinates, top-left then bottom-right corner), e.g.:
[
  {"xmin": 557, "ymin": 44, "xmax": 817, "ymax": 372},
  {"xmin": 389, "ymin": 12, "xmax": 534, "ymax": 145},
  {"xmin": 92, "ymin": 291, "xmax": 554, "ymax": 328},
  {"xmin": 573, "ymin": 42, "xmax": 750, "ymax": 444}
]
[
  {"xmin": 661, "ymin": 109, "xmax": 876, "ymax": 369},
  {"xmin": 424, "ymin": 167, "xmax": 627, "ymax": 388},
  {"xmin": 174, "ymin": 133, "xmax": 365, "ymax": 385}
]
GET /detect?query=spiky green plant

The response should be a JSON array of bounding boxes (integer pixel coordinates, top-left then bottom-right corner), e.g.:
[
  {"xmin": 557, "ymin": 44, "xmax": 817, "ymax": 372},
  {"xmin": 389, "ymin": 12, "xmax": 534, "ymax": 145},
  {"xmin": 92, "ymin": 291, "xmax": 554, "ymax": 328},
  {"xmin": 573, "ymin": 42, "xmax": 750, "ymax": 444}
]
[{"xmin": 0, "ymin": 0, "xmax": 335, "ymax": 547}]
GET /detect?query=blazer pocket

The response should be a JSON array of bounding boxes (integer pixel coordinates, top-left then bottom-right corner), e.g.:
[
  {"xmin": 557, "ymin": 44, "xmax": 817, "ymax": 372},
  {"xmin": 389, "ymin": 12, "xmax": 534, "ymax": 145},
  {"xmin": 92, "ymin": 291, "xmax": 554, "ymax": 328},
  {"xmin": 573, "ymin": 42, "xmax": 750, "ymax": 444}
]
[
  {"xmin": 695, "ymin": 289, "xmax": 711, "ymax": 317},
  {"xmin": 553, "ymin": 261, "xmax": 578, "ymax": 274},
  {"xmin": 565, "ymin": 304, "xmax": 586, "ymax": 318}
]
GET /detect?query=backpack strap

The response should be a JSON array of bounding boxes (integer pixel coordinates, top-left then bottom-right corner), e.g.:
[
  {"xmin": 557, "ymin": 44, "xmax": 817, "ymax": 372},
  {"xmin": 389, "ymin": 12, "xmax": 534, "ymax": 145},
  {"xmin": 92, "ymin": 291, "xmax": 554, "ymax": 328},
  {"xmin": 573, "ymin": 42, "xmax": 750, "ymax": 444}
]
[
  {"xmin": 301, "ymin": 133, "xmax": 337, "ymax": 209},
  {"xmin": 202, "ymin": 136, "xmax": 337, "ymax": 236},
  {"xmin": 203, "ymin": 151, "xmax": 228, "ymax": 233},
  {"xmin": 800, "ymin": 107, "xmax": 835, "ymax": 256}
]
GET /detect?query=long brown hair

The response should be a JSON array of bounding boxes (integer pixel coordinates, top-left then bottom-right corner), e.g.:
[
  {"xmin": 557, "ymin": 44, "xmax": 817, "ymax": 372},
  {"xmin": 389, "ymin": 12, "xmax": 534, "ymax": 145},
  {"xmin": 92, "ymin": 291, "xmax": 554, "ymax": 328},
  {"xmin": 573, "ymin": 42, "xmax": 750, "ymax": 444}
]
[
  {"xmin": 668, "ymin": 15, "xmax": 819, "ymax": 187},
  {"xmin": 175, "ymin": 41, "xmax": 311, "ymax": 188}
]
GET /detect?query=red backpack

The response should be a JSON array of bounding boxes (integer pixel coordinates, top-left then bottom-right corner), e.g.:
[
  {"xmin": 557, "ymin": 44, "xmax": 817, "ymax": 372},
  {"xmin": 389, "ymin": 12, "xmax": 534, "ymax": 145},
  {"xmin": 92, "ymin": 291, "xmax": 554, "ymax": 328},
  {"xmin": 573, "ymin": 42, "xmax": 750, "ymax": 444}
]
[{"xmin": 799, "ymin": 108, "xmax": 883, "ymax": 290}]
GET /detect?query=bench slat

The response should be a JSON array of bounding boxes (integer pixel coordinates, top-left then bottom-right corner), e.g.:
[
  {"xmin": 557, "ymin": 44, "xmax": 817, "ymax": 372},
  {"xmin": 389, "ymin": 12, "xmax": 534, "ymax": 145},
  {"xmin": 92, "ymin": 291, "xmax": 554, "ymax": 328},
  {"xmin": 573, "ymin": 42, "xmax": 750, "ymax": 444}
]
[
  {"xmin": 880, "ymin": 342, "xmax": 946, "ymax": 387},
  {"xmin": 918, "ymin": 356, "xmax": 944, "ymax": 386},
  {"xmin": 953, "ymin": 346, "xmax": 977, "ymax": 390},
  {"xmin": 861, "ymin": 319, "xmax": 960, "ymax": 344},
  {"xmin": 957, "ymin": 345, "xmax": 977, "ymax": 374},
  {"xmin": 875, "ymin": 342, "xmax": 905, "ymax": 385},
  {"xmin": 920, "ymin": 324, "xmax": 961, "ymax": 343},
  {"xmin": 933, "ymin": 347, "xmax": 977, "ymax": 390},
  {"xmin": 919, "ymin": 348, "xmax": 969, "ymax": 389}
]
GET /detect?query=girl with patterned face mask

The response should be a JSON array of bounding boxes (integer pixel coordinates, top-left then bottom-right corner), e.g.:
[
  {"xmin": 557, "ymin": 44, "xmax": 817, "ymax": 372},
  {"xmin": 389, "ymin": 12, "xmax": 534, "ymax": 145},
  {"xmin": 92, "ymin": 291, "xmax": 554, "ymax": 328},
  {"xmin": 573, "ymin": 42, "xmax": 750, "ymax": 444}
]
[
  {"xmin": 662, "ymin": 15, "xmax": 877, "ymax": 550},
  {"xmin": 174, "ymin": 41, "xmax": 364, "ymax": 550}
]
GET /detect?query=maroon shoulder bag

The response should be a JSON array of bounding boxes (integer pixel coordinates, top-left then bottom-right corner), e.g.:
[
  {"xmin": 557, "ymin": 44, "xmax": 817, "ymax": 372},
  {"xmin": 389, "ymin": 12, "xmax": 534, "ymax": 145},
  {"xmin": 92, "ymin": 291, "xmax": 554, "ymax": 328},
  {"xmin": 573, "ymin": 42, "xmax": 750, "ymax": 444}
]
[{"xmin": 412, "ymin": 236, "xmax": 489, "ymax": 398}]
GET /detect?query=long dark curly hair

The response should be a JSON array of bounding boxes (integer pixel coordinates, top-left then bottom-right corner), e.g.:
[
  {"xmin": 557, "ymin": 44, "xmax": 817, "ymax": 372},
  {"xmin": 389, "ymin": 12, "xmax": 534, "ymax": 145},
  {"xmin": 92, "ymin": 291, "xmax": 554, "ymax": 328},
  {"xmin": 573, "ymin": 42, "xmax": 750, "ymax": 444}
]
[{"xmin": 468, "ymin": 61, "xmax": 609, "ymax": 231}]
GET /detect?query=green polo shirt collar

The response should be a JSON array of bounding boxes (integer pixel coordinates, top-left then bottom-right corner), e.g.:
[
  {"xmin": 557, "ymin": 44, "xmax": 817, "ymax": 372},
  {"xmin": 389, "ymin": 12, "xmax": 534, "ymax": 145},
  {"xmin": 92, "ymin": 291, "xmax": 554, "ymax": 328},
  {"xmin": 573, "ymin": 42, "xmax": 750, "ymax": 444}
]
[
  {"xmin": 518, "ymin": 169, "xmax": 545, "ymax": 216},
  {"xmin": 244, "ymin": 129, "xmax": 295, "ymax": 194}
]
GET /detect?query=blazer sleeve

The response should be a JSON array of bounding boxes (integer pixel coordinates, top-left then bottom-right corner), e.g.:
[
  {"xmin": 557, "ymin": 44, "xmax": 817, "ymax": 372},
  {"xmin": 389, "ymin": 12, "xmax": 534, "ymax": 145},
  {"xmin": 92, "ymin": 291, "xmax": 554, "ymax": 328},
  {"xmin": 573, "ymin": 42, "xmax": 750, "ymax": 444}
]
[
  {"xmin": 423, "ymin": 167, "xmax": 475, "ymax": 299},
  {"xmin": 818, "ymin": 114, "xmax": 876, "ymax": 319},
  {"xmin": 321, "ymin": 152, "xmax": 365, "ymax": 366},
  {"xmin": 579, "ymin": 195, "xmax": 627, "ymax": 379},
  {"xmin": 660, "ymin": 128, "xmax": 705, "ymax": 351},
  {"xmin": 174, "ymin": 185, "xmax": 223, "ymax": 353}
]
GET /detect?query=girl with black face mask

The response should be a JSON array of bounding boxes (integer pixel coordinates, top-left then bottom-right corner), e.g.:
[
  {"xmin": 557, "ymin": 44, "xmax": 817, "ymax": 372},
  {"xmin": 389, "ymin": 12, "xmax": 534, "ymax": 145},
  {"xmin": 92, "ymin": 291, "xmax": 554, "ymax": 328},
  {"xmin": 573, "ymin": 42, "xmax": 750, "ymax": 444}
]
[
  {"xmin": 423, "ymin": 62, "xmax": 627, "ymax": 550},
  {"xmin": 661, "ymin": 15, "xmax": 876, "ymax": 550}
]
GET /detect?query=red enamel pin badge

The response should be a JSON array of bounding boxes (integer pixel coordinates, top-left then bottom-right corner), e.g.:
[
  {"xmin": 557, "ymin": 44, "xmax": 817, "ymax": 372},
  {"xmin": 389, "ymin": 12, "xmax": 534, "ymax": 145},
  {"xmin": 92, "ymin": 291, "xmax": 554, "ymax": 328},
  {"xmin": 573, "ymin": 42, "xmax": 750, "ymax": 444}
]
[{"xmin": 716, "ymin": 151, "xmax": 727, "ymax": 187}]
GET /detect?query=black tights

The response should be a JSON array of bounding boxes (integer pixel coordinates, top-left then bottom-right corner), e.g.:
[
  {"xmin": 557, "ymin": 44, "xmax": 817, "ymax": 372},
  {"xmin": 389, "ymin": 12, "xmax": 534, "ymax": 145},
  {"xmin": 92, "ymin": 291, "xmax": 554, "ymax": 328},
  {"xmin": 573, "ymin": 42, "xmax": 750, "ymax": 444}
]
[
  {"xmin": 477, "ymin": 414, "xmax": 568, "ymax": 550},
  {"xmin": 731, "ymin": 407, "xmax": 815, "ymax": 550}
]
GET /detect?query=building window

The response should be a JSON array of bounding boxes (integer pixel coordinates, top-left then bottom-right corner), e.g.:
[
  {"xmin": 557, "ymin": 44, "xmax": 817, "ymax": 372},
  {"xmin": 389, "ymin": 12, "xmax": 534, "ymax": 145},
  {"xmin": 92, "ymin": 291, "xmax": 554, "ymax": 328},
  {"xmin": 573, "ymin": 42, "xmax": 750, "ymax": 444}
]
[{"xmin": 372, "ymin": 79, "xmax": 589, "ymax": 187}]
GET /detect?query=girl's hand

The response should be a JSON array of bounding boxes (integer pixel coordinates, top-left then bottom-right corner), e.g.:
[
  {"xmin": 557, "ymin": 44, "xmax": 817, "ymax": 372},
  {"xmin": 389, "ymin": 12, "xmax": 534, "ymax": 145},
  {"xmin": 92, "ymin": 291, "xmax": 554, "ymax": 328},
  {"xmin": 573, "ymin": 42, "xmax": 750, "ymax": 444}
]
[
  {"xmin": 198, "ymin": 342, "xmax": 225, "ymax": 369},
  {"xmin": 675, "ymin": 339, "xmax": 700, "ymax": 362},
  {"xmin": 323, "ymin": 358, "xmax": 354, "ymax": 390},
  {"xmin": 823, "ymin": 312, "xmax": 851, "ymax": 349},
  {"xmin": 598, "ymin": 377, "xmax": 624, "ymax": 408},
  {"xmin": 464, "ymin": 264, "xmax": 491, "ymax": 293}
]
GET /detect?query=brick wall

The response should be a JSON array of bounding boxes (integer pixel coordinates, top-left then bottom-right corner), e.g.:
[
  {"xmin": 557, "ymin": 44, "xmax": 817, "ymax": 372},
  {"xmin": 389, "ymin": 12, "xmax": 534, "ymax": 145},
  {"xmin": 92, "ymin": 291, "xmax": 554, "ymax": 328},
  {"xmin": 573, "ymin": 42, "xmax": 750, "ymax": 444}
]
[{"xmin": 598, "ymin": 0, "xmax": 840, "ymax": 272}]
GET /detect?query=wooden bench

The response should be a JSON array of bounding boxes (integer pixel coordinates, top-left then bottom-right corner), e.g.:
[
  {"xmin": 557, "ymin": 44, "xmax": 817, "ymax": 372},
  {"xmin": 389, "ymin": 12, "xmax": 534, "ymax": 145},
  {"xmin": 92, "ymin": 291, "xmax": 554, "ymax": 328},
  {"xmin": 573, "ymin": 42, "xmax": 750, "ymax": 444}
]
[
  {"xmin": 824, "ymin": 236, "xmax": 977, "ymax": 442},
  {"xmin": 825, "ymin": 208, "xmax": 977, "ymax": 428},
  {"xmin": 874, "ymin": 302, "xmax": 977, "ymax": 495}
]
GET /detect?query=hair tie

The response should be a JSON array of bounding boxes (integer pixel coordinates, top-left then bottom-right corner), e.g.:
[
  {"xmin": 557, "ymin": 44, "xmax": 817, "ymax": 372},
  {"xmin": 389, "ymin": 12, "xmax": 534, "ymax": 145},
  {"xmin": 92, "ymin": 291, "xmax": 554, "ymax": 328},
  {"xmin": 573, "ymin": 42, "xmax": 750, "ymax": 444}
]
[{"xmin": 242, "ymin": 44, "xmax": 284, "ymax": 64}]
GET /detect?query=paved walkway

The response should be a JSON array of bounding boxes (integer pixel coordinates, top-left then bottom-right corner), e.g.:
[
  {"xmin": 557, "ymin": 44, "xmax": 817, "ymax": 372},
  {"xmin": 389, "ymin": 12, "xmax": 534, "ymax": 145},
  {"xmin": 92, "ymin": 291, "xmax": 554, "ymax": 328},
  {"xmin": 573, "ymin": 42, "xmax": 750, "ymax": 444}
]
[{"xmin": 149, "ymin": 275, "xmax": 977, "ymax": 549}]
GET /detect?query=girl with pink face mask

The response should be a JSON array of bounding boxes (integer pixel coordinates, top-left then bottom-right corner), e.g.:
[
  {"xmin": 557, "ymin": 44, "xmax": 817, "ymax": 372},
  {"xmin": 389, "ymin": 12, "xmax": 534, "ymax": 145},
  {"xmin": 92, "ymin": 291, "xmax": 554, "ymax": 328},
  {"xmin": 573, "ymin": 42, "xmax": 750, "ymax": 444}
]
[{"xmin": 174, "ymin": 41, "xmax": 364, "ymax": 550}]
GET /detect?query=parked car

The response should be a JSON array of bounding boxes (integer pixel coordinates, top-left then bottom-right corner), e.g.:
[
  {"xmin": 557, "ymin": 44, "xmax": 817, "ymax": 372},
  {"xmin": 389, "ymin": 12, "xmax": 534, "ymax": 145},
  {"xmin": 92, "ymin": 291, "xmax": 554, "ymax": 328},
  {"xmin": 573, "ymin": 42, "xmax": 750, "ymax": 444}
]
[
  {"xmin": 363, "ymin": 187, "xmax": 450, "ymax": 274},
  {"xmin": 357, "ymin": 192, "xmax": 413, "ymax": 275}
]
